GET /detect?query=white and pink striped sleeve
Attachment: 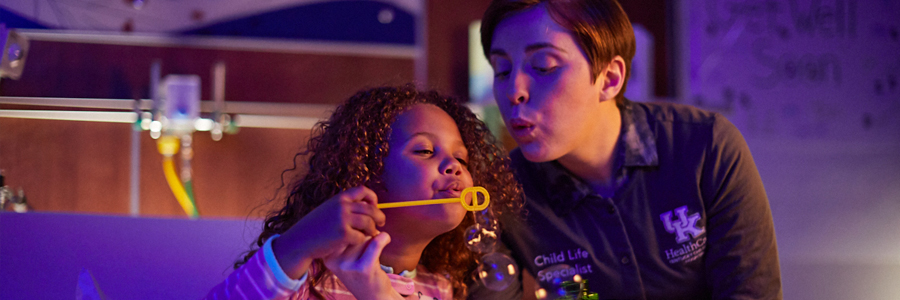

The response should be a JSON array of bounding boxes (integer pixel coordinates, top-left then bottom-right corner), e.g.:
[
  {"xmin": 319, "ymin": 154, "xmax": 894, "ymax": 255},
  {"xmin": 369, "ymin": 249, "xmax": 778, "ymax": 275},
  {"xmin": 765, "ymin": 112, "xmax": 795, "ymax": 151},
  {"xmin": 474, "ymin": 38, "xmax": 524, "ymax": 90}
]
[{"xmin": 204, "ymin": 235, "xmax": 306, "ymax": 300}]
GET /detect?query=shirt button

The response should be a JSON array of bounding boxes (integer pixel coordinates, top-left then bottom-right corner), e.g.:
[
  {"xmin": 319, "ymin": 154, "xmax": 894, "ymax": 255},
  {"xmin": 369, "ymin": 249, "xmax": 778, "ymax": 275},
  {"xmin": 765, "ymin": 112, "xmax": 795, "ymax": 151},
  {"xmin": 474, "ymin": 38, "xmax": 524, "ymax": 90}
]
[
  {"xmin": 621, "ymin": 256, "xmax": 630, "ymax": 264},
  {"xmin": 607, "ymin": 205, "xmax": 616, "ymax": 214}
]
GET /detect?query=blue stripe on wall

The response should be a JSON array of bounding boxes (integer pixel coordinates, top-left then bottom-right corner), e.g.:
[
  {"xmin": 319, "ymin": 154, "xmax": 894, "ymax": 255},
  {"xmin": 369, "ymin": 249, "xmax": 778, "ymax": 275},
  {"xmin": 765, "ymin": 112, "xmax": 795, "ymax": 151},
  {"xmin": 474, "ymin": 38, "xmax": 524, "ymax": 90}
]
[
  {"xmin": 0, "ymin": 7, "xmax": 52, "ymax": 29},
  {"xmin": 182, "ymin": 1, "xmax": 415, "ymax": 45}
]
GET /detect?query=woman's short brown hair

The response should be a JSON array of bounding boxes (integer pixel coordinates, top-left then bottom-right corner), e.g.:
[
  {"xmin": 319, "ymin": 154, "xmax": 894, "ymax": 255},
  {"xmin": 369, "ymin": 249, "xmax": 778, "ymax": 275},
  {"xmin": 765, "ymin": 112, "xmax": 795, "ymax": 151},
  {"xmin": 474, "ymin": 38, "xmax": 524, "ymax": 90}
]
[{"xmin": 481, "ymin": 0, "xmax": 636, "ymax": 104}]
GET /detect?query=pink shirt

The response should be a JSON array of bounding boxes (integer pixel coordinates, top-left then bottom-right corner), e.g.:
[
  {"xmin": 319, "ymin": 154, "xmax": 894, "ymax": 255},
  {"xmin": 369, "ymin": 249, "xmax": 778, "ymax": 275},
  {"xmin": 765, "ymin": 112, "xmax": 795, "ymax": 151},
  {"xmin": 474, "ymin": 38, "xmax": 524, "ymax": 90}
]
[
  {"xmin": 294, "ymin": 265, "xmax": 453, "ymax": 300},
  {"xmin": 205, "ymin": 236, "xmax": 453, "ymax": 300}
]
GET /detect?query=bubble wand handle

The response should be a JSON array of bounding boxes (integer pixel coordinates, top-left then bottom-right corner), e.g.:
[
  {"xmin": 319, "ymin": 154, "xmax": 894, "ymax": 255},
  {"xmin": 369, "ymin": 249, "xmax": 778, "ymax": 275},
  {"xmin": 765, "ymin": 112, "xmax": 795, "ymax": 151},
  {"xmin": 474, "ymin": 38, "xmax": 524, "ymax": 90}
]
[{"xmin": 377, "ymin": 187, "xmax": 490, "ymax": 211}]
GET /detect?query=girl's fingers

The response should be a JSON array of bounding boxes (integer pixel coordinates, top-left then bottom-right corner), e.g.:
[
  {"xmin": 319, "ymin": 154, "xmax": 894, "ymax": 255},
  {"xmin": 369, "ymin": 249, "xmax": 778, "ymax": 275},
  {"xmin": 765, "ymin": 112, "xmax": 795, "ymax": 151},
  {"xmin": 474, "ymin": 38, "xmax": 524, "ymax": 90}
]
[
  {"xmin": 346, "ymin": 235, "xmax": 372, "ymax": 261},
  {"xmin": 325, "ymin": 235, "xmax": 370, "ymax": 268},
  {"xmin": 359, "ymin": 232, "xmax": 391, "ymax": 267},
  {"xmin": 347, "ymin": 226, "xmax": 369, "ymax": 245},
  {"xmin": 349, "ymin": 202, "xmax": 386, "ymax": 228},
  {"xmin": 319, "ymin": 186, "xmax": 384, "ymax": 255},
  {"xmin": 327, "ymin": 232, "xmax": 390, "ymax": 272},
  {"xmin": 340, "ymin": 186, "xmax": 384, "ymax": 227},
  {"xmin": 347, "ymin": 212, "xmax": 380, "ymax": 237},
  {"xmin": 342, "ymin": 186, "xmax": 379, "ymax": 206},
  {"xmin": 346, "ymin": 187, "xmax": 384, "ymax": 225},
  {"xmin": 330, "ymin": 229, "xmax": 367, "ymax": 258}
]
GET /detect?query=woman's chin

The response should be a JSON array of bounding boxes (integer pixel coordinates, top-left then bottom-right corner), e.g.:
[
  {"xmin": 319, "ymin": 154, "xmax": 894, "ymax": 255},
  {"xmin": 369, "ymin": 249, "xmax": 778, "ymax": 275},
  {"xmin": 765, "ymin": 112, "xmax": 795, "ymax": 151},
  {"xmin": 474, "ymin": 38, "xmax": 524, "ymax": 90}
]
[{"xmin": 519, "ymin": 143, "xmax": 558, "ymax": 163}]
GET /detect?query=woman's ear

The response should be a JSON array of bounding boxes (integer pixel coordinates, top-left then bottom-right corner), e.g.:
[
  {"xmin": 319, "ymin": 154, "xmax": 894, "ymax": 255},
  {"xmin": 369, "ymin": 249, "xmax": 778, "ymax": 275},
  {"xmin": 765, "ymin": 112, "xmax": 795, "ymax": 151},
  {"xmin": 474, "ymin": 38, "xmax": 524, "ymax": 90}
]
[{"xmin": 597, "ymin": 55, "xmax": 626, "ymax": 102}]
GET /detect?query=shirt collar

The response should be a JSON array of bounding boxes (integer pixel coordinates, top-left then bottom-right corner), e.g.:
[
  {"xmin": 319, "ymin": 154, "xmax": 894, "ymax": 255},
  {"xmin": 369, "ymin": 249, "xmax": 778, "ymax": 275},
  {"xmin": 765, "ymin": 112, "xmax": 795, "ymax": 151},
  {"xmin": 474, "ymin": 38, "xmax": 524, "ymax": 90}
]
[
  {"xmin": 619, "ymin": 98, "xmax": 659, "ymax": 167},
  {"xmin": 540, "ymin": 160, "xmax": 593, "ymax": 216},
  {"xmin": 382, "ymin": 265, "xmax": 418, "ymax": 296},
  {"xmin": 535, "ymin": 98, "xmax": 658, "ymax": 215},
  {"xmin": 380, "ymin": 264, "xmax": 416, "ymax": 279}
]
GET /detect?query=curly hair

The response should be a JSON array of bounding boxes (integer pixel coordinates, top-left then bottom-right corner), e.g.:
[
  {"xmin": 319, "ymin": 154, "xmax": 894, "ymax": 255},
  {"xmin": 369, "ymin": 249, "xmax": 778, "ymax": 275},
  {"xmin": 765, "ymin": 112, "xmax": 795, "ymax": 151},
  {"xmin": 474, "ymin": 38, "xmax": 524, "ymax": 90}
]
[{"xmin": 237, "ymin": 84, "xmax": 523, "ymax": 299}]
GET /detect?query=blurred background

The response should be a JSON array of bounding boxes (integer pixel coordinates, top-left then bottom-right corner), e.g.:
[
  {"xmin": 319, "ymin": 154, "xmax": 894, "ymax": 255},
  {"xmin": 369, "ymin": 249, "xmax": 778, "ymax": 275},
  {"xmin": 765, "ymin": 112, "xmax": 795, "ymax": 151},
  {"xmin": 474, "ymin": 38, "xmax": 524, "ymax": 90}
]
[{"xmin": 0, "ymin": 0, "xmax": 897, "ymax": 299}]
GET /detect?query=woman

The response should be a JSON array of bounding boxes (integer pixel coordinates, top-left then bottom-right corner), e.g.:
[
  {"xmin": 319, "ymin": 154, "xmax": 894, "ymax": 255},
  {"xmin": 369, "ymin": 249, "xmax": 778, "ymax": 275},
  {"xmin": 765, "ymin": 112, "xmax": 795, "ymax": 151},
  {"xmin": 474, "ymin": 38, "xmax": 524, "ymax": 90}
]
[{"xmin": 470, "ymin": 0, "xmax": 782, "ymax": 299}]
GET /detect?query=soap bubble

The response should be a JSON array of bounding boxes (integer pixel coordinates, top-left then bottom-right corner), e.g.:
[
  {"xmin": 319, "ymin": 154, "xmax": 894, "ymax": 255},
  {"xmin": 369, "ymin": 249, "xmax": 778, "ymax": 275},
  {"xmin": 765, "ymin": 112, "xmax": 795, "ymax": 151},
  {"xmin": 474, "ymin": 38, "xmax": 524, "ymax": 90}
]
[
  {"xmin": 465, "ymin": 223, "xmax": 498, "ymax": 253},
  {"xmin": 471, "ymin": 208, "xmax": 498, "ymax": 230},
  {"xmin": 477, "ymin": 252, "xmax": 518, "ymax": 291},
  {"xmin": 466, "ymin": 203, "xmax": 496, "ymax": 224}
]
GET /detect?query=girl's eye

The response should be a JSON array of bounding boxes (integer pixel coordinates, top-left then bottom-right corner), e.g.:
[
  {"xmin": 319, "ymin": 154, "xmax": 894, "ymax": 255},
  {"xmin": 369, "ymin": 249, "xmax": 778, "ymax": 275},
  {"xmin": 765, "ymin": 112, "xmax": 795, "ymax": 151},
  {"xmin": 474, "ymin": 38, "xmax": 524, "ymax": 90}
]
[
  {"xmin": 456, "ymin": 158, "xmax": 469, "ymax": 166},
  {"xmin": 494, "ymin": 71, "xmax": 510, "ymax": 79},
  {"xmin": 414, "ymin": 149, "xmax": 434, "ymax": 155}
]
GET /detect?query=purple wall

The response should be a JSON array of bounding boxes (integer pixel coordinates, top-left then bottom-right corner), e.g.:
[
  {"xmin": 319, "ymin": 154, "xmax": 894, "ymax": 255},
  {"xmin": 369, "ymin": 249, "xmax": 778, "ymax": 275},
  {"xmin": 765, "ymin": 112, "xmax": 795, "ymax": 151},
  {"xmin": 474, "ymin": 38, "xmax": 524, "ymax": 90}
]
[
  {"xmin": 683, "ymin": 0, "xmax": 900, "ymax": 298},
  {"xmin": 0, "ymin": 212, "xmax": 261, "ymax": 299}
]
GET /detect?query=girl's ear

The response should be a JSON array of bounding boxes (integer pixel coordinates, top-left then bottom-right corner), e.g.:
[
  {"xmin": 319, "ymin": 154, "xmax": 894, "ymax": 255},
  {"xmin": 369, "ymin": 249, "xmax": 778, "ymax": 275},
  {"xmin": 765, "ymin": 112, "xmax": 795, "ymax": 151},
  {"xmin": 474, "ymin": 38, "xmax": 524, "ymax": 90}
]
[{"xmin": 597, "ymin": 55, "xmax": 626, "ymax": 102}]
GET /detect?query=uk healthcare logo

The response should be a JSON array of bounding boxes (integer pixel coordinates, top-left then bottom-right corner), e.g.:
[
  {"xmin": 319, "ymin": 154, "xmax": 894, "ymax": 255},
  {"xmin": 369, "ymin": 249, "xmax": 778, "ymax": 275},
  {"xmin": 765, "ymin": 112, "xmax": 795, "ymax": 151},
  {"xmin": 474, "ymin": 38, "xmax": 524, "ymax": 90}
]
[
  {"xmin": 660, "ymin": 206, "xmax": 707, "ymax": 264},
  {"xmin": 660, "ymin": 206, "xmax": 705, "ymax": 243}
]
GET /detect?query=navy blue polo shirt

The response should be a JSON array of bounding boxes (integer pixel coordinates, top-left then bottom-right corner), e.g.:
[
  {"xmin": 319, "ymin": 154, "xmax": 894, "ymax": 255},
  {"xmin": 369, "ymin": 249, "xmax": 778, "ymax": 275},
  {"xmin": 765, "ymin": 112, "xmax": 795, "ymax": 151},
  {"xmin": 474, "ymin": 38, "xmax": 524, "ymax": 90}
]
[{"xmin": 477, "ymin": 99, "xmax": 781, "ymax": 300}]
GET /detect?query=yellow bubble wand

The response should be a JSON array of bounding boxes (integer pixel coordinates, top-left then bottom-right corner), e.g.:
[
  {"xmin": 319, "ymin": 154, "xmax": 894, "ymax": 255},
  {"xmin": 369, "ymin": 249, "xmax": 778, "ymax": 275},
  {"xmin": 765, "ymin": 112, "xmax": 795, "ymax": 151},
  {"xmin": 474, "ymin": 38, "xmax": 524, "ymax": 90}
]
[{"xmin": 378, "ymin": 186, "xmax": 490, "ymax": 211}]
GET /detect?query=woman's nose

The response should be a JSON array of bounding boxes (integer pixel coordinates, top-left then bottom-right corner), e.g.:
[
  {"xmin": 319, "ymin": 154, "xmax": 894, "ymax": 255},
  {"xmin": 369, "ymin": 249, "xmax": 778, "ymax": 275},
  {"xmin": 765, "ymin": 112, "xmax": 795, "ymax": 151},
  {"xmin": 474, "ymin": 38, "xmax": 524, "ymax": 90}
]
[{"xmin": 505, "ymin": 70, "xmax": 529, "ymax": 105}]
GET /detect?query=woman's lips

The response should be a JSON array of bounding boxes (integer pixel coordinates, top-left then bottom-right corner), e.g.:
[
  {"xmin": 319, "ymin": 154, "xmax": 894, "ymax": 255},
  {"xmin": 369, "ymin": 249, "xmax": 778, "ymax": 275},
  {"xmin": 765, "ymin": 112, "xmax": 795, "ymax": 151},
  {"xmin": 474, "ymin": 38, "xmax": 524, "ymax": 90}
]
[{"xmin": 508, "ymin": 118, "xmax": 535, "ymax": 139}]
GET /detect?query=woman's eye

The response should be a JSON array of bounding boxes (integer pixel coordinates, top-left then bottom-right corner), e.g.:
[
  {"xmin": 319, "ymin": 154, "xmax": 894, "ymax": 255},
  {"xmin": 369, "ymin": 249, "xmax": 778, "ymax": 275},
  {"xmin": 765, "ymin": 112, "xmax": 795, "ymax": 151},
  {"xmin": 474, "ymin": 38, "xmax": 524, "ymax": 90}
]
[
  {"xmin": 530, "ymin": 53, "xmax": 559, "ymax": 75},
  {"xmin": 534, "ymin": 66, "xmax": 557, "ymax": 75},
  {"xmin": 490, "ymin": 57, "xmax": 511, "ymax": 80}
]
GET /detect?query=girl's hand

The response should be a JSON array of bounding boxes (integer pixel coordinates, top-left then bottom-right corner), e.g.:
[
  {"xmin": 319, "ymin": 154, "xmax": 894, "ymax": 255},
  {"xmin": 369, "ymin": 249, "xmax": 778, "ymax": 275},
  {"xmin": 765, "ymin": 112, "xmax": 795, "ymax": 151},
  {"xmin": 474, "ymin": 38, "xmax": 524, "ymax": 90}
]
[
  {"xmin": 272, "ymin": 186, "xmax": 386, "ymax": 278},
  {"xmin": 325, "ymin": 231, "xmax": 402, "ymax": 299}
]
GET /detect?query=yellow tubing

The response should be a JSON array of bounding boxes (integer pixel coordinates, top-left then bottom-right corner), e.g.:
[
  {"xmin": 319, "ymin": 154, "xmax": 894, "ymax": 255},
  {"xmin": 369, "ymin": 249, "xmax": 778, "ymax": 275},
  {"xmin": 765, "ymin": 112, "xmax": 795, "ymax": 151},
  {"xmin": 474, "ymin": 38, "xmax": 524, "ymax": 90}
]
[
  {"xmin": 377, "ymin": 198, "xmax": 459, "ymax": 209},
  {"xmin": 162, "ymin": 156, "xmax": 198, "ymax": 217}
]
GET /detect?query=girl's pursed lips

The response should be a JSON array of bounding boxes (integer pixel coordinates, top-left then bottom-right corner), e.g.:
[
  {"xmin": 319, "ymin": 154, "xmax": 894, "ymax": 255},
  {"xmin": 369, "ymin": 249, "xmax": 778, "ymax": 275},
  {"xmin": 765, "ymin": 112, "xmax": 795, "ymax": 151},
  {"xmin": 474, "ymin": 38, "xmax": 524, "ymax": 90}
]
[{"xmin": 437, "ymin": 182, "xmax": 464, "ymax": 198}]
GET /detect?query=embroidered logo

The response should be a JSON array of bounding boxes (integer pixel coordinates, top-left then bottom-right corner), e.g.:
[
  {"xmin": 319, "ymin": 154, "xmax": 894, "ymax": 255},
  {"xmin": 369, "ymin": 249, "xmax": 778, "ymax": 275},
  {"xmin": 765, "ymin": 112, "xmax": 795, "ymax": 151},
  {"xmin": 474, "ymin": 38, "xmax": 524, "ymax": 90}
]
[{"xmin": 660, "ymin": 206, "xmax": 705, "ymax": 243}]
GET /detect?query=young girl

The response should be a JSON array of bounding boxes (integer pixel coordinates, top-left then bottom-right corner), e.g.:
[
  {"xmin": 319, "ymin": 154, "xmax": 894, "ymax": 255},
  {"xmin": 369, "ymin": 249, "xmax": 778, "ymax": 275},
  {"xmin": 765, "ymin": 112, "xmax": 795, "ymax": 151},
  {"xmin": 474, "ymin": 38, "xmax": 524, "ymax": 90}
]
[{"xmin": 205, "ymin": 85, "xmax": 522, "ymax": 299}]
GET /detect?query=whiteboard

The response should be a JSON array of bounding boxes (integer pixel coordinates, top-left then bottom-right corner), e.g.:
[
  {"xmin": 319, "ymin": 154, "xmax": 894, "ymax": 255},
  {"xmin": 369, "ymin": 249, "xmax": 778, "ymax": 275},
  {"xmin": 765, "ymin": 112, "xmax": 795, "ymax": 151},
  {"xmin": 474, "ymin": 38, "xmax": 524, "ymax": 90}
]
[{"xmin": 686, "ymin": 0, "xmax": 900, "ymax": 141}]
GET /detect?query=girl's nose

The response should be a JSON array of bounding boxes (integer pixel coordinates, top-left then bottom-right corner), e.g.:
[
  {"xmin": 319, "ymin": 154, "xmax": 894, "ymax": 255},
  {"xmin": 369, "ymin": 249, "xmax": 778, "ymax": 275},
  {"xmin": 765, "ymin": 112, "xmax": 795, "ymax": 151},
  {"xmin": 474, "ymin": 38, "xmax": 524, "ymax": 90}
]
[{"xmin": 442, "ymin": 158, "xmax": 463, "ymax": 176}]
